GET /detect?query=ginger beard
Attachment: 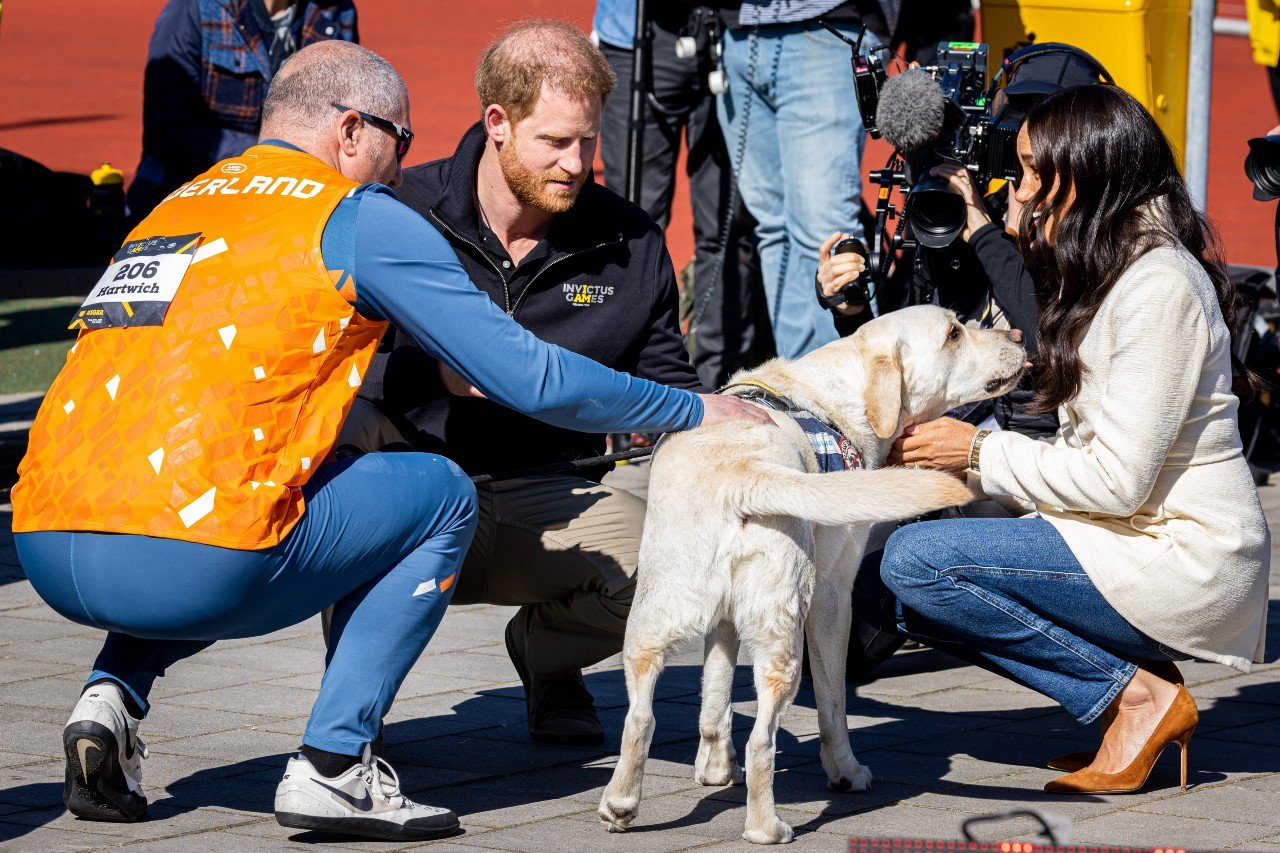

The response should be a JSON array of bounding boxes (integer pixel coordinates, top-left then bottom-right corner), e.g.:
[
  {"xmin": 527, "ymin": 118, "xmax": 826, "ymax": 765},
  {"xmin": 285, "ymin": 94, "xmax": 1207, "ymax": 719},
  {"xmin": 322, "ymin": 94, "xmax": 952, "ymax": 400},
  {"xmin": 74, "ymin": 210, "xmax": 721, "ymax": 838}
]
[{"xmin": 497, "ymin": 125, "xmax": 587, "ymax": 214}]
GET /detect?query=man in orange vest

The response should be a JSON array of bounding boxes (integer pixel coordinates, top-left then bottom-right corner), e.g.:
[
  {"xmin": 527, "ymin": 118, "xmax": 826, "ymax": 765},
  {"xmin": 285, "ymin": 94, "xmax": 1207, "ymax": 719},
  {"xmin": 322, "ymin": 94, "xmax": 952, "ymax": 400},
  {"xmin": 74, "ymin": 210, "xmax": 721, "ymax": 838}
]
[{"xmin": 11, "ymin": 40, "xmax": 766, "ymax": 842}]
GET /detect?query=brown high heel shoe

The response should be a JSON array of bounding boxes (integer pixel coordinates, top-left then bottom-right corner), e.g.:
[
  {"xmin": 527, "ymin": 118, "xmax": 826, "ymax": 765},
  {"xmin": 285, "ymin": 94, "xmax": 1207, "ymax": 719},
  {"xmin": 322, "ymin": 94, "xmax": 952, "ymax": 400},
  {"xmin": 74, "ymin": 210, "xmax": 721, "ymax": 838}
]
[
  {"xmin": 1047, "ymin": 661, "xmax": 1185, "ymax": 773},
  {"xmin": 1044, "ymin": 683, "xmax": 1198, "ymax": 794}
]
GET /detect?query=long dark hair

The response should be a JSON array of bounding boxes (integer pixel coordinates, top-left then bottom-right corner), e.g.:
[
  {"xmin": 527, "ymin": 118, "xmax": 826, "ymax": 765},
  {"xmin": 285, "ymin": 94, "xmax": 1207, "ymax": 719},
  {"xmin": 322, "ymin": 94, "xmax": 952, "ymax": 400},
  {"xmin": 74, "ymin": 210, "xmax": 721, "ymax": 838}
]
[{"xmin": 1016, "ymin": 85, "xmax": 1251, "ymax": 412}]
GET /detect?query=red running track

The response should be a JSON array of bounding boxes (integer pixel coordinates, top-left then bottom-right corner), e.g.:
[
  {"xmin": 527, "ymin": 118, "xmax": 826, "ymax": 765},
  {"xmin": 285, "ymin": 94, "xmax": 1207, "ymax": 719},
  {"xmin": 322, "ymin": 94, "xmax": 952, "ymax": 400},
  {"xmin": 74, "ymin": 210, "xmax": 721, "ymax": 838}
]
[{"xmin": 0, "ymin": 1, "xmax": 1274, "ymax": 268}]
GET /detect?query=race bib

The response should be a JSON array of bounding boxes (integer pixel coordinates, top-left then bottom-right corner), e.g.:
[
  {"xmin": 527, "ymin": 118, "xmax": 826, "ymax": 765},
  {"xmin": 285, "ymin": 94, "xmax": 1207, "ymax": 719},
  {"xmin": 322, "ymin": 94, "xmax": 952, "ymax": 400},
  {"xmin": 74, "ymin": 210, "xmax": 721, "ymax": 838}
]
[{"xmin": 69, "ymin": 233, "xmax": 202, "ymax": 330}]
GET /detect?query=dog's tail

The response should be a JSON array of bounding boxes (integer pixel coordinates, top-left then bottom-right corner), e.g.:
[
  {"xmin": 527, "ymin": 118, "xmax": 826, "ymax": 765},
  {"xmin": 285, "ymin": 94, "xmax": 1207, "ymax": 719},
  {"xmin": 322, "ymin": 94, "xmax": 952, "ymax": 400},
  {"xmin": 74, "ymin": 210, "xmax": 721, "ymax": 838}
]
[{"xmin": 727, "ymin": 462, "xmax": 973, "ymax": 525}]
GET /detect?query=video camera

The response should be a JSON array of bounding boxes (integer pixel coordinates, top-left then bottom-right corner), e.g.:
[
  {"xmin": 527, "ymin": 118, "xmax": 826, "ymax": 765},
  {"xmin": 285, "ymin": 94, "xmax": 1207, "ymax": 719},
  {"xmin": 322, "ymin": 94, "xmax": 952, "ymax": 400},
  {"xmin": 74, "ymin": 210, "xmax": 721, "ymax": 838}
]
[
  {"xmin": 1246, "ymin": 135, "xmax": 1280, "ymax": 203},
  {"xmin": 859, "ymin": 41, "xmax": 1027, "ymax": 251},
  {"xmin": 823, "ymin": 33, "xmax": 1112, "ymax": 305}
]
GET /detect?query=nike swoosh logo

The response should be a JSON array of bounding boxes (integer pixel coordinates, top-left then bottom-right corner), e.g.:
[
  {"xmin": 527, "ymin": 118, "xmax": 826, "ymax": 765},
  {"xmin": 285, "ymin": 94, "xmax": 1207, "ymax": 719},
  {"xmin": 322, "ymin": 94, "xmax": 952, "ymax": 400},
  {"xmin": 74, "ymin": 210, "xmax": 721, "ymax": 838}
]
[
  {"xmin": 315, "ymin": 778, "xmax": 373, "ymax": 812},
  {"xmin": 76, "ymin": 739, "xmax": 99, "ymax": 784}
]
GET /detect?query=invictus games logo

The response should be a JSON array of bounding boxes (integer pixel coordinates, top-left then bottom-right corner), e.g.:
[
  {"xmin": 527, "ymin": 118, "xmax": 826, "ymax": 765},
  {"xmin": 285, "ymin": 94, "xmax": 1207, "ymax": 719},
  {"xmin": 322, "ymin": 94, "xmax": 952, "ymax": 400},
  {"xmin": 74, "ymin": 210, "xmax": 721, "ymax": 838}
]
[{"xmin": 563, "ymin": 282, "xmax": 614, "ymax": 307}]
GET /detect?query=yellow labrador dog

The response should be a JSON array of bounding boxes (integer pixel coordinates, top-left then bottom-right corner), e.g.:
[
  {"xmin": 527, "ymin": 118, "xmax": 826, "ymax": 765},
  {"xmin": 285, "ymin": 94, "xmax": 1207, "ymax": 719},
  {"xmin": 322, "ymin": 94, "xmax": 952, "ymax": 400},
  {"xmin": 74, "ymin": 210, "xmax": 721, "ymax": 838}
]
[{"xmin": 599, "ymin": 306, "xmax": 1026, "ymax": 844}]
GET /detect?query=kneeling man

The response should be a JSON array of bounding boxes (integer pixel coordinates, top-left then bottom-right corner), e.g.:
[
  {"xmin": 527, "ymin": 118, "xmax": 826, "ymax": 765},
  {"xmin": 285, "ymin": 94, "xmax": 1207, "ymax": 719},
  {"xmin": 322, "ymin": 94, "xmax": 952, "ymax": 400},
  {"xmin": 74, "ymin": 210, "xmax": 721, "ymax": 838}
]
[
  {"xmin": 12, "ymin": 41, "xmax": 760, "ymax": 842},
  {"xmin": 341, "ymin": 20, "xmax": 703, "ymax": 744}
]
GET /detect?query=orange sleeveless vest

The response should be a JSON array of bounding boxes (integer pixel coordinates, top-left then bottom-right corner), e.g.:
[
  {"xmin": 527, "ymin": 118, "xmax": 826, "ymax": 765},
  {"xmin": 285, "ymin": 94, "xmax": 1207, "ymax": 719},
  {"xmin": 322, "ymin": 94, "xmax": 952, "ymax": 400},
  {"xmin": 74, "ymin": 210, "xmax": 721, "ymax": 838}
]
[{"xmin": 13, "ymin": 145, "xmax": 388, "ymax": 549}]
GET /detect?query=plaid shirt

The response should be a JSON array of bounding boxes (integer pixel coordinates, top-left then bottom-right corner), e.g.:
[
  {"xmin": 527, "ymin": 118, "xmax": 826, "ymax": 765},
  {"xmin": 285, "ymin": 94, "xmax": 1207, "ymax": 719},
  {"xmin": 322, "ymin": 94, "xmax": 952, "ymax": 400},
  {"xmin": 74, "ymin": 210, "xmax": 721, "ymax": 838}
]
[
  {"xmin": 197, "ymin": 0, "xmax": 358, "ymax": 133},
  {"xmin": 722, "ymin": 384, "xmax": 863, "ymax": 472},
  {"xmin": 134, "ymin": 0, "xmax": 356, "ymax": 209}
]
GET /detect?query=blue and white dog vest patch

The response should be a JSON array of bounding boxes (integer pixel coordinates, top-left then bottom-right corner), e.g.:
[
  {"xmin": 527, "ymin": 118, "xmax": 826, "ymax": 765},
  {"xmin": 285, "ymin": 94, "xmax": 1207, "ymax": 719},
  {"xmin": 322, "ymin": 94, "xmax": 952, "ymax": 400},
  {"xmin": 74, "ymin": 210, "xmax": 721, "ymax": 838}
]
[
  {"xmin": 720, "ymin": 381, "xmax": 863, "ymax": 473},
  {"xmin": 789, "ymin": 412, "xmax": 864, "ymax": 472}
]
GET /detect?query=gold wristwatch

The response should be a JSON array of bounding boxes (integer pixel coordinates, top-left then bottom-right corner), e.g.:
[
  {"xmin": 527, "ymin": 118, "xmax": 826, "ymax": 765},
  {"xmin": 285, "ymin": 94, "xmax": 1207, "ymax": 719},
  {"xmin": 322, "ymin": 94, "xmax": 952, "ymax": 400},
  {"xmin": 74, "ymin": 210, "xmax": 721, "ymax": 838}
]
[{"xmin": 967, "ymin": 428, "xmax": 992, "ymax": 474}]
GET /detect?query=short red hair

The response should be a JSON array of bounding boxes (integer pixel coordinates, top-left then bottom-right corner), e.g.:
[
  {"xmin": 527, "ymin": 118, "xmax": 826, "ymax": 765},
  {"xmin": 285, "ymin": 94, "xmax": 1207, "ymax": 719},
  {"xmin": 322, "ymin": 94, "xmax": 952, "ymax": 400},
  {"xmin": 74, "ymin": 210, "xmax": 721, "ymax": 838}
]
[{"xmin": 475, "ymin": 19, "xmax": 617, "ymax": 123}]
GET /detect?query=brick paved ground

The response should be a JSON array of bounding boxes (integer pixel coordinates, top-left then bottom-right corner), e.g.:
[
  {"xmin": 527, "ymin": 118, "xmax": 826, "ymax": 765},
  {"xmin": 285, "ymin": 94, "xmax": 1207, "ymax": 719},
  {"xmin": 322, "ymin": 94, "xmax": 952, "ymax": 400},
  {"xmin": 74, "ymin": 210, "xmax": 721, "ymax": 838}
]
[{"xmin": 2, "ymin": 392, "xmax": 1279, "ymax": 852}]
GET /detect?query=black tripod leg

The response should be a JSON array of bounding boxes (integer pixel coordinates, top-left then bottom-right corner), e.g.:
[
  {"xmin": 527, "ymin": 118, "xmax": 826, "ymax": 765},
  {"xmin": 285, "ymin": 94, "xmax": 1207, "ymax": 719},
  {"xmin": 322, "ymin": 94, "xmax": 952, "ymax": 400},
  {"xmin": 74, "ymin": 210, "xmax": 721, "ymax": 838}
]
[{"xmin": 625, "ymin": 0, "xmax": 650, "ymax": 204}]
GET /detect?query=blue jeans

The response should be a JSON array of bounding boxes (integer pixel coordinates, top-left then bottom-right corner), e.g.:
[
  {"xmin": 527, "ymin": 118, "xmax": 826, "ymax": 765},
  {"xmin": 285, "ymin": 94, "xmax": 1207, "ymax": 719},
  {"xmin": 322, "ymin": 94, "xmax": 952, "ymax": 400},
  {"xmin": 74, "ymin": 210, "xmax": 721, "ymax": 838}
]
[
  {"xmin": 17, "ymin": 452, "xmax": 477, "ymax": 755},
  {"xmin": 718, "ymin": 21, "xmax": 877, "ymax": 358},
  {"xmin": 860, "ymin": 518, "xmax": 1183, "ymax": 724}
]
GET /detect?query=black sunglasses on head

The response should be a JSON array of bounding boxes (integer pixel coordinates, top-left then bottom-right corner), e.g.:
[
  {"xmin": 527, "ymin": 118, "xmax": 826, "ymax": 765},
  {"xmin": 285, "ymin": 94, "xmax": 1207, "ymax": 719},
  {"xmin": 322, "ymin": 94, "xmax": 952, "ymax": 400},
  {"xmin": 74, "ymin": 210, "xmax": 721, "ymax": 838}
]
[{"xmin": 332, "ymin": 102, "xmax": 413, "ymax": 161}]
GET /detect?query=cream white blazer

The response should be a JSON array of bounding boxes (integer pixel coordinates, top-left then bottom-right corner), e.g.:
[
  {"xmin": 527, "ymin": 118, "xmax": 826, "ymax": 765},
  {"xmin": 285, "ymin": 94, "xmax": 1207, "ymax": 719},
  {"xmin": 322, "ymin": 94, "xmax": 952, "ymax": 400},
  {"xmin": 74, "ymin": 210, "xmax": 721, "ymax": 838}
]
[{"xmin": 978, "ymin": 245, "xmax": 1270, "ymax": 671}]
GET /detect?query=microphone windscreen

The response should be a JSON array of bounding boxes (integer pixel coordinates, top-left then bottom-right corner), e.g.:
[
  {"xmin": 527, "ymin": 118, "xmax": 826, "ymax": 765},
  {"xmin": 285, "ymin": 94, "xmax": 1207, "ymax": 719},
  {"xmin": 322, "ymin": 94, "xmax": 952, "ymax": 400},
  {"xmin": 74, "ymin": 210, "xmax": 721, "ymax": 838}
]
[{"xmin": 876, "ymin": 69, "xmax": 945, "ymax": 152}]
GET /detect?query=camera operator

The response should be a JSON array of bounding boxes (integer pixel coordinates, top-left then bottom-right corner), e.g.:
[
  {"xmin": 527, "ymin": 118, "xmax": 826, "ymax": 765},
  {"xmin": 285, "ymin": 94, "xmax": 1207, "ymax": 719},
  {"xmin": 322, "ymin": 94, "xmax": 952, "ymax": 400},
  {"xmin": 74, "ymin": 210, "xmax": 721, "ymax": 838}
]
[
  {"xmin": 818, "ymin": 48, "xmax": 1115, "ymax": 440},
  {"xmin": 1239, "ymin": 125, "xmax": 1280, "ymax": 466},
  {"xmin": 821, "ymin": 46, "xmax": 1112, "ymax": 680},
  {"xmin": 819, "ymin": 169, "xmax": 1053, "ymax": 438}
]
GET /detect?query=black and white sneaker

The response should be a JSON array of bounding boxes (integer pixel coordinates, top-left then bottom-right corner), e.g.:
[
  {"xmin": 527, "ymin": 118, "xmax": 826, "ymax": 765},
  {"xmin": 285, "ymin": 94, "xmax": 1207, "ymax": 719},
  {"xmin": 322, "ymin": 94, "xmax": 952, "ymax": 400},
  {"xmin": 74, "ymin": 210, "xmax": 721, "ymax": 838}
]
[
  {"xmin": 62, "ymin": 681, "xmax": 148, "ymax": 822},
  {"xmin": 274, "ymin": 744, "xmax": 459, "ymax": 840}
]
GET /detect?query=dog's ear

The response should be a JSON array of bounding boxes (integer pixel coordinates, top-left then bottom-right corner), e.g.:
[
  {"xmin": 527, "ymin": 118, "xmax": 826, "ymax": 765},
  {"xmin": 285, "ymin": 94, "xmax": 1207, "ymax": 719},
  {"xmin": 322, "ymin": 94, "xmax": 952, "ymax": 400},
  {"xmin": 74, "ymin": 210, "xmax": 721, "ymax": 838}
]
[{"xmin": 861, "ymin": 344, "xmax": 903, "ymax": 440}]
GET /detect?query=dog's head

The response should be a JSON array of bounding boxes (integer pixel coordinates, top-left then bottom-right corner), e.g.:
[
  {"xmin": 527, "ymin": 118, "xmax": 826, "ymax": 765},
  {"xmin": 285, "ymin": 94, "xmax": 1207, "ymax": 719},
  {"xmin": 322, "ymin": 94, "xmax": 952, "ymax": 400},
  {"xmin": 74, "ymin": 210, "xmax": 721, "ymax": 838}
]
[{"xmin": 824, "ymin": 305, "xmax": 1027, "ymax": 440}]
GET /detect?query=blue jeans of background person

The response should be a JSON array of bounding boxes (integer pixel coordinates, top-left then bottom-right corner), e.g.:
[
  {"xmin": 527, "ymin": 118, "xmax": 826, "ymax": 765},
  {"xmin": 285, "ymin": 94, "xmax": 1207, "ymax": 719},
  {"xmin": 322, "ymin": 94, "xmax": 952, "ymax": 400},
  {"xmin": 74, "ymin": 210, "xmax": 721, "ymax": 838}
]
[
  {"xmin": 16, "ymin": 452, "xmax": 477, "ymax": 756},
  {"xmin": 718, "ymin": 21, "xmax": 878, "ymax": 359},
  {"xmin": 860, "ymin": 517, "xmax": 1184, "ymax": 724}
]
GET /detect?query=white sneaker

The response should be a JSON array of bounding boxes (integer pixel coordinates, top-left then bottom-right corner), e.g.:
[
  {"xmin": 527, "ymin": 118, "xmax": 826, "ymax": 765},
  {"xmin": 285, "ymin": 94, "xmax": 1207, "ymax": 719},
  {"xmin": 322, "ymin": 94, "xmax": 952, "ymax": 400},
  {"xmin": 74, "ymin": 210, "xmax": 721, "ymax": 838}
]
[
  {"xmin": 274, "ymin": 744, "xmax": 459, "ymax": 840},
  {"xmin": 62, "ymin": 681, "xmax": 148, "ymax": 822}
]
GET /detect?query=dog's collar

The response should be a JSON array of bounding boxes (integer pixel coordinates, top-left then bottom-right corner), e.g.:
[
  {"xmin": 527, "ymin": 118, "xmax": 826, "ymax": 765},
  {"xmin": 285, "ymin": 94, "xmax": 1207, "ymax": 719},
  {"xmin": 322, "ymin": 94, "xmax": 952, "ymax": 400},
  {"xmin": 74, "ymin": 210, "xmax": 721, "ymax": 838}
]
[
  {"xmin": 719, "ymin": 379, "xmax": 800, "ymax": 412},
  {"xmin": 719, "ymin": 381, "xmax": 863, "ymax": 472}
]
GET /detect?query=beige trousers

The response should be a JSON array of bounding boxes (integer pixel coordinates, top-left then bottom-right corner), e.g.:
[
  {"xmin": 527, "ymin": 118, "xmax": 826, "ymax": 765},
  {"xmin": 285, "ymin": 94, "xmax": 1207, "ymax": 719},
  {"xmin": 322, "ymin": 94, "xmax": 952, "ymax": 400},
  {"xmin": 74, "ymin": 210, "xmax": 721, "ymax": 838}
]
[{"xmin": 331, "ymin": 400, "xmax": 644, "ymax": 678}]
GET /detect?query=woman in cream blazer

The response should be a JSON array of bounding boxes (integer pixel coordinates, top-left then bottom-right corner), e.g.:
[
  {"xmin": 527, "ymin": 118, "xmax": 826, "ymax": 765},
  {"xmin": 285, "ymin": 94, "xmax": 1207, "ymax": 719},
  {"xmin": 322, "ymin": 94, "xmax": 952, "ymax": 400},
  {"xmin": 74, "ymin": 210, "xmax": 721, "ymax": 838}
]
[{"xmin": 872, "ymin": 85, "xmax": 1269, "ymax": 795}]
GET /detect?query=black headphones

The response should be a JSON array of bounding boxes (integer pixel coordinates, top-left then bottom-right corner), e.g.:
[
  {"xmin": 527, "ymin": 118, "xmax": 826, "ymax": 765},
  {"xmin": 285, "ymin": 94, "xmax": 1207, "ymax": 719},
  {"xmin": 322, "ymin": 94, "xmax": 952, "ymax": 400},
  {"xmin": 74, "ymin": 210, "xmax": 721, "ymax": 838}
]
[{"xmin": 986, "ymin": 41, "xmax": 1115, "ymax": 101}]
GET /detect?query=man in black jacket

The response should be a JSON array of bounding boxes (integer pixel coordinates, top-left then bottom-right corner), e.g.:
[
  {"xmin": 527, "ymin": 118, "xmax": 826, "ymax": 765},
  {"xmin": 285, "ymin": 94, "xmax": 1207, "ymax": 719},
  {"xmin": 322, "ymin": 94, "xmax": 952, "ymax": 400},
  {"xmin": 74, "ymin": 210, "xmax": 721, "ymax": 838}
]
[{"xmin": 340, "ymin": 20, "xmax": 703, "ymax": 745}]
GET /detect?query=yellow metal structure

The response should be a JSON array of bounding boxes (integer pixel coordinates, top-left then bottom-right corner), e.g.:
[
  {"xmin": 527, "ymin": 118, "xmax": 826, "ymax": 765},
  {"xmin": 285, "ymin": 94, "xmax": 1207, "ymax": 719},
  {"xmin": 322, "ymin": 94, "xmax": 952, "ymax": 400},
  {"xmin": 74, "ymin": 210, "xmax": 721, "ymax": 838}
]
[
  {"xmin": 1248, "ymin": 0, "xmax": 1280, "ymax": 67},
  {"xmin": 980, "ymin": 0, "xmax": 1191, "ymax": 163}
]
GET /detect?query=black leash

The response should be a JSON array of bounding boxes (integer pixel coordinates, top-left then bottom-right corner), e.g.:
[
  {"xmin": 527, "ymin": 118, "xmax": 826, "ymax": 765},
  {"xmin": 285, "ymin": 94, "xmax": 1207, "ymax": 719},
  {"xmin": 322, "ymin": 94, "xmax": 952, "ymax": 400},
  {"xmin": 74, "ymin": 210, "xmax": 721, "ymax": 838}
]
[{"xmin": 469, "ymin": 446, "xmax": 655, "ymax": 485}]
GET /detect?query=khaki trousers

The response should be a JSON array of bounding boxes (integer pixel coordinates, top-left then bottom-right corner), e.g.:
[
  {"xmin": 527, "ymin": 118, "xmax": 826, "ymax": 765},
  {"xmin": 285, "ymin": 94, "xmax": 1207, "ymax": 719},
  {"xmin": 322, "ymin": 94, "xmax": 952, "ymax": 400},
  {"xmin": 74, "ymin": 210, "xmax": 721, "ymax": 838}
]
[{"xmin": 332, "ymin": 400, "xmax": 644, "ymax": 679}]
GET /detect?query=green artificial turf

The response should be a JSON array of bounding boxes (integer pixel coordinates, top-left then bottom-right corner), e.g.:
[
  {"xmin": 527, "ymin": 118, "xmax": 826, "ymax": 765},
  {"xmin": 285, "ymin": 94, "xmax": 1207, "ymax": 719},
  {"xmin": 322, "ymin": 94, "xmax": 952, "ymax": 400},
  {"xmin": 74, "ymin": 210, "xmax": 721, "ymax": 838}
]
[{"xmin": 0, "ymin": 297, "xmax": 84, "ymax": 395}]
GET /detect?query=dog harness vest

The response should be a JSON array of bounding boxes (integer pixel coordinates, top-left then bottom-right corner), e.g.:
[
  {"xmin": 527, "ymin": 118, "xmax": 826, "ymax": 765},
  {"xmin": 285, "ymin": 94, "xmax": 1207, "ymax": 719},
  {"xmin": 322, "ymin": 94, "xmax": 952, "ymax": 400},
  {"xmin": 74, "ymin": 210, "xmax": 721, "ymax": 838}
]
[
  {"xmin": 13, "ymin": 145, "xmax": 387, "ymax": 549},
  {"xmin": 720, "ymin": 381, "xmax": 863, "ymax": 473}
]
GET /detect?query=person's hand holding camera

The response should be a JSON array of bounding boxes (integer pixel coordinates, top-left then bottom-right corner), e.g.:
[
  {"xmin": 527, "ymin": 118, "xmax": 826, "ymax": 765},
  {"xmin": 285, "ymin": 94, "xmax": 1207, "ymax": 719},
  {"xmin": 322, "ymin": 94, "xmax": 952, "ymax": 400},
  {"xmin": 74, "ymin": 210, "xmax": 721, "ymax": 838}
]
[
  {"xmin": 930, "ymin": 161, "xmax": 992, "ymax": 242},
  {"xmin": 817, "ymin": 231, "xmax": 868, "ymax": 316}
]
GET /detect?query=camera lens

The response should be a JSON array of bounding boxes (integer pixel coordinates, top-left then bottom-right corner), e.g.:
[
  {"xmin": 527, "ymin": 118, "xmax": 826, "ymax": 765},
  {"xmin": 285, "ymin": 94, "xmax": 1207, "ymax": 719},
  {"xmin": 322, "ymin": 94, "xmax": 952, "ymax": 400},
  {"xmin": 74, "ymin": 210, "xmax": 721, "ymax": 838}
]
[
  {"xmin": 908, "ymin": 176, "xmax": 966, "ymax": 248},
  {"xmin": 1245, "ymin": 136, "xmax": 1280, "ymax": 202}
]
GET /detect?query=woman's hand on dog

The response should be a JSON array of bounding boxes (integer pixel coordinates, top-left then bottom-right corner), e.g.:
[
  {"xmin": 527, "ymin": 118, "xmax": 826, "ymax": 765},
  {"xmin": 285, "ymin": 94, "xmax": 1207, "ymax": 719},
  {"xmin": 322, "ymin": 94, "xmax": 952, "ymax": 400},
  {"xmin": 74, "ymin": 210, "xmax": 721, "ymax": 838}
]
[
  {"xmin": 817, "ymin": 232, "xmax": 867, "ymax": 316},
  {"xmin": 698, "ymin": 394, "xmax": 775, "ymax": 428},
  {"xmin": 889, "ymin": 416, "xmax": 977, "ymax": 479}
]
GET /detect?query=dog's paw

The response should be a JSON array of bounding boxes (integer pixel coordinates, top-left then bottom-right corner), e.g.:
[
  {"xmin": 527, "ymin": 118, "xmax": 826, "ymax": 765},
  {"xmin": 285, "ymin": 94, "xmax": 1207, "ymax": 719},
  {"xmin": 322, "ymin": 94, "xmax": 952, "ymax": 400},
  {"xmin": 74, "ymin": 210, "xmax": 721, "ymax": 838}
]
[
  {"xmin": 827, "ymin": 762, "xmax": 873, "ymax": 793},
  {"xmin": 598, "ymin": 794, "xmax": 640, "ymax": 832},
  {"xmin": 695, "ymin": 761, "xmax": 743, "ymax": 787},
  {"xmin": 743, "ymin": 817, "xmax": 794, "ymax": 845},
  {"xmin": 696, "ymin": 737, "xmax": 743, "ymax": 786}
]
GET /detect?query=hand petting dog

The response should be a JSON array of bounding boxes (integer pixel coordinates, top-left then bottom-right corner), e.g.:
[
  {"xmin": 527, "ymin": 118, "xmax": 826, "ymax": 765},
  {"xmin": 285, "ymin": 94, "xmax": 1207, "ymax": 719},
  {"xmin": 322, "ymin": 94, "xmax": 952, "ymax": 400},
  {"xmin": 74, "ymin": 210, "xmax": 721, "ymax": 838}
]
[{"xmin": 889, "ymin": 417, "xmax": 977, "ymax": 478}]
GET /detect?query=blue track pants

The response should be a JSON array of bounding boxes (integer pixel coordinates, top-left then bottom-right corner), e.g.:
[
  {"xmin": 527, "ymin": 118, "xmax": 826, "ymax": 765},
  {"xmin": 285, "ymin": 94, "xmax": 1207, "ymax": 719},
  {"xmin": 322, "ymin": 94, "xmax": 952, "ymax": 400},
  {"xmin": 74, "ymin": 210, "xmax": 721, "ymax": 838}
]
[{"xmin": 16, "ymin": 452, "xmax": 477, "ymax": 755}]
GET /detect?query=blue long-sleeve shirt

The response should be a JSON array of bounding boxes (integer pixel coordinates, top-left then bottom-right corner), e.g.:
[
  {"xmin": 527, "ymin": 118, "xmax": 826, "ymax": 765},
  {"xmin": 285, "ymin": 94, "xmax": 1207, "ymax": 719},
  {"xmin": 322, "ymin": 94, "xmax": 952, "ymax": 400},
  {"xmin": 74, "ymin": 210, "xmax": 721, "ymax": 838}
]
[{"xmin": 319, "ymin": 182, "xmax": 704, "ymax": 437}]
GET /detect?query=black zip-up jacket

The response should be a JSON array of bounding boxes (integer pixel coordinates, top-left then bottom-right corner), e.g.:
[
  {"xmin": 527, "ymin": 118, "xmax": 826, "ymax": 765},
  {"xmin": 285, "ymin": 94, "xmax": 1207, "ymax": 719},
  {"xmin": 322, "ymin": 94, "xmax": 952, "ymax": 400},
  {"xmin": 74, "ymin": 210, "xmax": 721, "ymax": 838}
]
[{"xmin": 358, "ymin": 122, "xmax": 703, "ymax": 480}]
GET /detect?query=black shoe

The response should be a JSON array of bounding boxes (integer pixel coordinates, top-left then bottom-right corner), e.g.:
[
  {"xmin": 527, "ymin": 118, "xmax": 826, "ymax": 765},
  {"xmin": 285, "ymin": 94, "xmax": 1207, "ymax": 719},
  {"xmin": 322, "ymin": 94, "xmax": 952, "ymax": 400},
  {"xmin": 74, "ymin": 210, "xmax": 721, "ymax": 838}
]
[
  {"xmin": 504, "ymin": 620, "xmax": 605, "ymax": 746},
  {"xmin": 62, "ymin": 683, "xmax": 148, "ymax": 822}
]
